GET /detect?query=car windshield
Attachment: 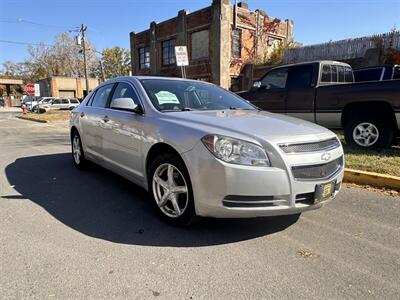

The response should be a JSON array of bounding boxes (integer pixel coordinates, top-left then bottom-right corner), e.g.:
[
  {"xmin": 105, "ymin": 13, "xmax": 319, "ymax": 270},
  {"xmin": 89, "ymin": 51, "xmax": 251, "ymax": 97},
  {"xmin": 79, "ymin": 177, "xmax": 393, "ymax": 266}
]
[{"xmin": 139, "ymin": 79, "xmax": 255, "ymax": 112}]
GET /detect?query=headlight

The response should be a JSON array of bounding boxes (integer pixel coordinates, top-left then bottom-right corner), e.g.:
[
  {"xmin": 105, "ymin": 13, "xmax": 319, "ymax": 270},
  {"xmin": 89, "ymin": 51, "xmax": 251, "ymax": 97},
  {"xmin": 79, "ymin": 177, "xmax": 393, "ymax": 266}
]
[{"xmin": 202, "ymin": 135, "xmax": 270, "ymax": 166}]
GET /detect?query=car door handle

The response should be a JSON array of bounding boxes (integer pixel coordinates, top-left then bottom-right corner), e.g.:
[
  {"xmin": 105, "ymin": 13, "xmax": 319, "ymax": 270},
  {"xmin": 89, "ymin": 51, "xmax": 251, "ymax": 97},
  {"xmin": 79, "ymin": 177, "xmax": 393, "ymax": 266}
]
[{"xmin": 80, "ymin": 112, "xmax": 85, "ymax": 118}]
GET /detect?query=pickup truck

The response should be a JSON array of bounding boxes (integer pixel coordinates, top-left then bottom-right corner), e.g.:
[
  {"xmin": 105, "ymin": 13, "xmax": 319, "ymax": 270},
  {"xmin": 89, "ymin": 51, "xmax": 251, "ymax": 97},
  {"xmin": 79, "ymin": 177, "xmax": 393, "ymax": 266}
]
[
  {"xmin": 239, "ymin": 60, "xmax": 400, "ymax": 149},
  {"xmin": 353, "ymin": 65, "xmax": 400, "ymax": 82}
]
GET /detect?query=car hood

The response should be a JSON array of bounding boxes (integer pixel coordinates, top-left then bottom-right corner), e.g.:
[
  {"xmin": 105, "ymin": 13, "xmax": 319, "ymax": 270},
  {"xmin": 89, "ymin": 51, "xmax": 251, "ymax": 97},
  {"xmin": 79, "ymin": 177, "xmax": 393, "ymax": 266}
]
[{"xmin": 164, "ymin": 110, "xmax": 335, "ymax": 144}]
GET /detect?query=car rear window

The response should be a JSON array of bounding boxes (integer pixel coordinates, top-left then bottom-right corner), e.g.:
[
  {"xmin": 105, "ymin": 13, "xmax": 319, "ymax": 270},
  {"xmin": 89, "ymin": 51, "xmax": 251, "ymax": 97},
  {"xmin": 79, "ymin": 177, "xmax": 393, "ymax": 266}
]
[
  {"xmin": 344, "ymin": 67, "xmax": 353, "ymax": 82},
  {"xmin": 321, "ymin": 64, "xmax": 353, "ymax": 84}
]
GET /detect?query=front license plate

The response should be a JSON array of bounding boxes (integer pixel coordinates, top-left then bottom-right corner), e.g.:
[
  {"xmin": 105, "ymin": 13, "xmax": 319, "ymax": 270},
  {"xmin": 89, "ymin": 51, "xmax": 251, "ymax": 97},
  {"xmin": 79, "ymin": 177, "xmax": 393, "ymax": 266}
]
[{"xmin": 314, "ymin": 181, "xmax": 336, "ymax": 203}]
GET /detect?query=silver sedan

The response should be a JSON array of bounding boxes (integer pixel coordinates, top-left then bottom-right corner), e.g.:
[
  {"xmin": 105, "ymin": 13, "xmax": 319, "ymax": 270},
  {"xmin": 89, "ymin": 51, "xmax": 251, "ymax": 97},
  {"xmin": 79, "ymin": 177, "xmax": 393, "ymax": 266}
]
[{"xmin": 70, "ymin": 77, "xmax": 344, "ymax": 226}]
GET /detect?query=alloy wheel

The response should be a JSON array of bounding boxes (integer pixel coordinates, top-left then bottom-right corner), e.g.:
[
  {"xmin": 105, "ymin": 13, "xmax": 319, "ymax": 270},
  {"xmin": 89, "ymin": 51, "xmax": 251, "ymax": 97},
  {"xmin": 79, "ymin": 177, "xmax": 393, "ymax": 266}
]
[
  {"xmin": 152, "ymin": 163, "xmax": 189, "ymax": 218},
  {"xmin": 353, "ymin": 122, "xmax": 379, "ymax": 147},
  {"xmin": 72, "ymin": 135, "xmax": 82, "ymax": 165}
]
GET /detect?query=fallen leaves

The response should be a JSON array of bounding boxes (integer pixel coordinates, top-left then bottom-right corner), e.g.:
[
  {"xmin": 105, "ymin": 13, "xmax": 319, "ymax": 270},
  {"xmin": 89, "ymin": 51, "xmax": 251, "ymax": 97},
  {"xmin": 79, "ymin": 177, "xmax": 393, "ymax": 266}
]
[
  {"xmin": 297, "ymin": 249, "xmax": 316, "ymax": 258},
  {"xmin": 344, "ymin": 183, "xmax": 399, "ymax": 197}
]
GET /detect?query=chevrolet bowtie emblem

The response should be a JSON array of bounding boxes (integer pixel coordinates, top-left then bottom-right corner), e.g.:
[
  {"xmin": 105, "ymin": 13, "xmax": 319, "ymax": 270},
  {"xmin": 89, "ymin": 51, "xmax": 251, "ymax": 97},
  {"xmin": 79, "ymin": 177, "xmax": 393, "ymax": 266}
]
[{"xmin": 321, "ymin": 152, "xmax": 331, "ymax": 161}]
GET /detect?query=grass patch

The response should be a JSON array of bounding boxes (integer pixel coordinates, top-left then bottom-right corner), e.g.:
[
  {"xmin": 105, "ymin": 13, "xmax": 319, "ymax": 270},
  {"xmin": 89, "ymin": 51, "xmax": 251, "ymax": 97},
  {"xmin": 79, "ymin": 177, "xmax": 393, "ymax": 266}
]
[
  {"xmin": 22, "ymin": 111, "xmax": 71, "ymax": 122},
  {"xmin": 334, "ymin": 131, "xmax": 400, "ymax": 176},
  {"xmin": 343, "ymin": 146, "xmax": 400, "ymax": 176}
]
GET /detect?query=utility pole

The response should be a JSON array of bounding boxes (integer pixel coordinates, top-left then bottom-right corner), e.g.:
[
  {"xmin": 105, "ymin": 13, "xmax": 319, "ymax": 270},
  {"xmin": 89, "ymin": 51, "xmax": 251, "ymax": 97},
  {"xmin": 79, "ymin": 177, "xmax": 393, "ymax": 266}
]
[
  {"xmin": 99, "ymin": 59, "xmax": 106, "ymax": 82},
  {"xmin": 80, "ymin": 24, "xmax": 90, "ymax": 96}
]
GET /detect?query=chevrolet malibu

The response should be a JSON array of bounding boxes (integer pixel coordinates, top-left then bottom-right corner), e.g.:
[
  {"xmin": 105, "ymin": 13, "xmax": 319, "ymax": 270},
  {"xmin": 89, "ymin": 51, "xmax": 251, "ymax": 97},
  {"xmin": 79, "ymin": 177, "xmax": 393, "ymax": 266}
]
[{"xmin": 70, "ymin": 77, "xmax": 344, "ymax": 226}]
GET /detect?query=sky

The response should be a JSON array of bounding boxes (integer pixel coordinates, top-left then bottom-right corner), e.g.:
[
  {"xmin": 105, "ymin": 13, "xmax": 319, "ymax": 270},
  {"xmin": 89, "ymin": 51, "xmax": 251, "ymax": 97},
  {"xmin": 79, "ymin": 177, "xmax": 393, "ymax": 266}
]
[{"xmin": 0, "ymin": 0, "xmax": 399, "ymax": 65}]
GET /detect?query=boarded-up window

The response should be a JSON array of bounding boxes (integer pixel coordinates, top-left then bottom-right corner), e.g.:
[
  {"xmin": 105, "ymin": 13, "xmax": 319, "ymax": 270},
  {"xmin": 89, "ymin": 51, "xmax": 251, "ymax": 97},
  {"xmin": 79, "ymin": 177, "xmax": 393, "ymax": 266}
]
[
  {"xmin": 232, "ymin": 29, "xmax": 241, "ymax": 58},
  {"xmin": 191, "ymin": 30, "xmax": 209, "ymax": 60}
]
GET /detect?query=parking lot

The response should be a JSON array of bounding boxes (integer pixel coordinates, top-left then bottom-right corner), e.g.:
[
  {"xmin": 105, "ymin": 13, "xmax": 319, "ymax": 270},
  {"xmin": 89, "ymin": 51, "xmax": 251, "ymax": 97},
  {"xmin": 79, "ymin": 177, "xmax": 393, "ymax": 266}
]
[{"xmin": 0, "ymin": 111, "xmax": 399, "ymax": 299}]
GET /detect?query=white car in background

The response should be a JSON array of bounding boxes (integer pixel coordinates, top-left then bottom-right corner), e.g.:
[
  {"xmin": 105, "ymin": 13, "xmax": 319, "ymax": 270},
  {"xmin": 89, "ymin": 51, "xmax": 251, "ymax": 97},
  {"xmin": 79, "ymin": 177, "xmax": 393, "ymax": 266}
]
[
  {"xmin": 31, "ymin": 97, "xmax": 56, "ymax": 112},
  {"xmin": 24, "ymin": 97, "xmax": 52, "ymax": 111},
  {"xmin": 40, "ymin": 98, "xmax": 81, "ymax": 111}
]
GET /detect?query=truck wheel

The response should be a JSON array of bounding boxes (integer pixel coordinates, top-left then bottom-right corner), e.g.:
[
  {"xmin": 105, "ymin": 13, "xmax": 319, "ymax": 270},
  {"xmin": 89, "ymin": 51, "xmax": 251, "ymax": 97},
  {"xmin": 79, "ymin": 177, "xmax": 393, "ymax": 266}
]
[{"xmin": 344, "ymin": 115, "xmax": 393, "ymax": 149}]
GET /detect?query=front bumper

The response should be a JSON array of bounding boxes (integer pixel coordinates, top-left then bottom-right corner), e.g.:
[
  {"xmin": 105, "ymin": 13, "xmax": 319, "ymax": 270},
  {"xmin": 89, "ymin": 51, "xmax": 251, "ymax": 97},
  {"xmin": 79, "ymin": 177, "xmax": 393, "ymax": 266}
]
[{"xmin": 182, "ymin": 141, "xmax": 344, "ymax": 218}]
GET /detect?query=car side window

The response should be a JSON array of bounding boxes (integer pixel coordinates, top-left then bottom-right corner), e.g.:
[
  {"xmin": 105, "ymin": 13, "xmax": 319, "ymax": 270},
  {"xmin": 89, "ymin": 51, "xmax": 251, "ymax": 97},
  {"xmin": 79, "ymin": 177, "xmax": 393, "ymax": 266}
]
[
  {"xmin": 261, "ymin": 68, "xmax": 288, "ymax": 90},
  {"xmin": 288, "ymin": 65, "xmax": 313, "ymax": 88},
  {"xmin": 61, "ymin": 99, "xmax": 69, "ymax": 104},
  {"xmin": 382, "ymin": 68, "xmax": 392, "ymax": 80},
  {"xmin": 52, "ymin": 99, "xmax": 61, "ymax": 104},
  {"xmin": 85, "ymin": 92, "xmax": 95, "ymax": 106},
  {"xmin": 354, "ymin": 68, "xmax": 382, "ymax": 82},
  {"xmin": 110, "ymin": 82, "xmax": 139, "ymax": 106},
  {"xmin": 91, "ymin": 84, "xmax": 114, "ymax": 108}
]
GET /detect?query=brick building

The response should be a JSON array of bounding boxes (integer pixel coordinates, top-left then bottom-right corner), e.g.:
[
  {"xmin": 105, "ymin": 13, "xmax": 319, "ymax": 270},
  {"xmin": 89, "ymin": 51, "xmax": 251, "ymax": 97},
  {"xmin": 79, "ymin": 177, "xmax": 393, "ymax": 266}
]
[
  {"xmin": 36, "ymin": 76, "xmax": 99, "ymax": 99},
  {"xmin": 130, "ymin": 0, "xmax": 293, "ymax": 91}
]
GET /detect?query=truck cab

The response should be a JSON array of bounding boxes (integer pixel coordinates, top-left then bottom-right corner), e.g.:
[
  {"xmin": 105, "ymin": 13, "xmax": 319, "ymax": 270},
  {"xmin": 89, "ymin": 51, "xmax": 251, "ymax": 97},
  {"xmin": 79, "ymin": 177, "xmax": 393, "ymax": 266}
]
[
  {"xmin": 240, "ymin": 61, "xmax": 353, "ymax": 123},
  {"xmin": 239, "ymin": 60, "xmax": 400, "ymax": 149}
]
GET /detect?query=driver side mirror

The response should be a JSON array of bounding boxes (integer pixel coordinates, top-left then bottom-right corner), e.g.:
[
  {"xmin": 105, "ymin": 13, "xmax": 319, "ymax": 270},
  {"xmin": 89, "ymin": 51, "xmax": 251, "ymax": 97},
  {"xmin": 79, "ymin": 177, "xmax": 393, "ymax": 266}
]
[
  {"xmin": 253, "ymin": 81, "xmax": 262, "ymax": 89},
  {"xmin": 110, "ymin": 97, "xmax": 143, "ymax": 114}
]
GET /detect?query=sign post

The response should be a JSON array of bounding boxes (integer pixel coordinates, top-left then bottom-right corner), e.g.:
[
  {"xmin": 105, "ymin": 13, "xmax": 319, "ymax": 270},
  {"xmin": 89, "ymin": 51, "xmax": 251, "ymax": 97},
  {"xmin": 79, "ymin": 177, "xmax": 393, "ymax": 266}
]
[
  {"xmin": 25, "ymin": 84, "xmax": 40, "ymax": 113},
  {"xmin": 34, "ymin": 84, "xmax": 40, "ymax": 113},
  {"xmin": 175, "ymin": 46, "xmax": 189, "ymax": 79},
  {"xmin": 34, "ymin": 84, "xmax": 40, "ymax": 97}
]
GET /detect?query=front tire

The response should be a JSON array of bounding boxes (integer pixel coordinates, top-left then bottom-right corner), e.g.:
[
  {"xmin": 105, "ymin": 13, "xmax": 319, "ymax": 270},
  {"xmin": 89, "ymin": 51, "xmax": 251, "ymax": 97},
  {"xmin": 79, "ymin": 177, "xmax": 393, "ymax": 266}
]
[
  {"xmin": 71, "ymin": 131, "xmax": 87, "ymax": 169},
  {"xmin": 344, "ymin": 114, "xmax": 393, "ymax": 149},
  {"xmin": 148, "ymin": 153, "xmax": 197, "ymax": 226}
]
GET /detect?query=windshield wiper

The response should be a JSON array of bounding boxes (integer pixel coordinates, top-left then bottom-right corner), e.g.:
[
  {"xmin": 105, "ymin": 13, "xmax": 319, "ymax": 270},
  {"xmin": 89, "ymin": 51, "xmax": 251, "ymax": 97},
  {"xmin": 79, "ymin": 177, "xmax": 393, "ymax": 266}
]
[{"xmin": 229, "ymin": 106, "xmax": 256, "ymax": 111}]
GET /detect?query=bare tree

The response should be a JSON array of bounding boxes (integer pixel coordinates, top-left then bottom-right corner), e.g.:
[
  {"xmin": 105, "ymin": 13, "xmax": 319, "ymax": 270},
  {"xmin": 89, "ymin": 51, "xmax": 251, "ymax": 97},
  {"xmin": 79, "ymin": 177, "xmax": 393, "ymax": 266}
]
[{"xmin": 1, "ymin": 32, "xmax": 100, "ymax": 82}]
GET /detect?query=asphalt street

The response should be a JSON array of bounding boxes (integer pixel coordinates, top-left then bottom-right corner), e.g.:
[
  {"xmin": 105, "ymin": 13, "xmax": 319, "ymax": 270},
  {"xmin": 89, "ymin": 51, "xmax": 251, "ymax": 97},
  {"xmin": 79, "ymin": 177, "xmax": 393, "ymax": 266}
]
[{"xmin": 0, "ymin": 111, "xmax": 399, "ymax": 299}]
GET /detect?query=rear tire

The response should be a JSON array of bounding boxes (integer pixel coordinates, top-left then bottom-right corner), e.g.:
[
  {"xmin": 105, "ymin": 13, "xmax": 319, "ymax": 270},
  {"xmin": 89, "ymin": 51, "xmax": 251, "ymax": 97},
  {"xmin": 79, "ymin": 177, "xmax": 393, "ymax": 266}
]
[
  {"xmin": 148, "ymin": 153, "xmax": 197, "ymax": 226},
  {"xmin": 344, "ymin": 114, "xmax": 393, "ymax": 149},
  {"xmin": 71, "ymin": 131, "xmax": 87, "ymax": 169}
]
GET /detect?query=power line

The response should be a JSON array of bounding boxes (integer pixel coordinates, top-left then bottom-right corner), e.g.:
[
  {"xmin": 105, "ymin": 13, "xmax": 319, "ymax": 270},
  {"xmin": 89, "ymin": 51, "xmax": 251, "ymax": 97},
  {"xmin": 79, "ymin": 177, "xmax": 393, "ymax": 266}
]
[
  {"xmin": 0, "ymin": 40, "xmax": 102, "ymax": 55},
  {"xmin": 0, "ymin": 18, "xmax": 77, "ymax": 31},
  {"xmin": 0, "ymin": 39, "xmax": 53, "ymax": 47}
]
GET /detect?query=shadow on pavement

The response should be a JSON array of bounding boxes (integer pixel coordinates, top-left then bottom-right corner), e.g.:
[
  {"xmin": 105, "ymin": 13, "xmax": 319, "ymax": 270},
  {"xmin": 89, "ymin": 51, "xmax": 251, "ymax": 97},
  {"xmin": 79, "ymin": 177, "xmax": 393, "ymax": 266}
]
[{"xmin": 4, "ymin": 153, "xmax": 299, "ymax": 247}]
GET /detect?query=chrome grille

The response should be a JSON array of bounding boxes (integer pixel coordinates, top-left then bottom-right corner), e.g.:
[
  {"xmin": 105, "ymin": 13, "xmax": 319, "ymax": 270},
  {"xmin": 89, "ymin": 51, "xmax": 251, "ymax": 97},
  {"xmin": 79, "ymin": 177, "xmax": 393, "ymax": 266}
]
[
  {"xmin": 222, "ymin": 195, "xmax": 287, "ymax": 208},
  {"xmin": 280, "ymin": 138, "xmax": 340, "ymax": 153},
  {"xmin": 292, "ymin": 156, "xmax": 343, "ymax": 180}
]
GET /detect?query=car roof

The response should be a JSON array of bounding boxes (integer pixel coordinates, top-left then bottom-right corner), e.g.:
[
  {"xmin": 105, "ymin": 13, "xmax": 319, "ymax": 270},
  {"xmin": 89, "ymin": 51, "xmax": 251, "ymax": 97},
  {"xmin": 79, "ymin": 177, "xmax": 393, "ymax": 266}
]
[
  {"xmin": 105, "ymin": 76, "xmax": 210, "ymax": 84},
  {"xmin": 271, "ymin": 60, "xmax": 352, "ymax": 69},
  {"xmin": 353, "ymin": 64, "xmax": 399, "ymax": 70}
]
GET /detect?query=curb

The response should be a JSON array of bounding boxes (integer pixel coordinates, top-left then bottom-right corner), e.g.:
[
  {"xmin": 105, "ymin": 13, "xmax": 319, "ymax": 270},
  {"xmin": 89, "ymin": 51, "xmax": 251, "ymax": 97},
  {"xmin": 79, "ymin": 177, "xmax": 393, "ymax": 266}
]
[
  {"xmin": 17, "ymin": 116, "xmax": 48, "ymax": 123},
  {"xmin": 344, "ymin": 168, "xmax": 400, "ymax": 191}
]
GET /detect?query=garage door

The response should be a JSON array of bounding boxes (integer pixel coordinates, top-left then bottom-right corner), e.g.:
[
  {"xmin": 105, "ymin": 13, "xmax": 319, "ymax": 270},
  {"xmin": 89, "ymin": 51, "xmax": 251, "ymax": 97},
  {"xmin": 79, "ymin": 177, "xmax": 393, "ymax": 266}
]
[{"xmin": 59, "ymin": 90, "xmax": 76, "ymax": 98}]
